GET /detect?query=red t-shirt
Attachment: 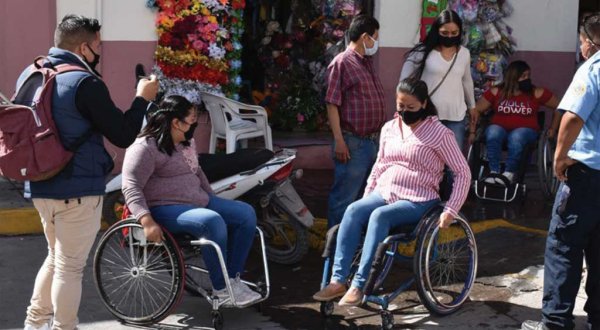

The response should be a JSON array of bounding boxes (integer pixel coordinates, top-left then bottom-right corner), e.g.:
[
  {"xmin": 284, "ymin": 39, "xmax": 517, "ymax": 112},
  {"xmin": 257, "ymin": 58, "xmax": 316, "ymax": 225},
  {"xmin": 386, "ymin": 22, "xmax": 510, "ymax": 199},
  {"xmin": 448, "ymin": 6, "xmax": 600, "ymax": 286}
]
[{"xmin": 483, "ymin": 88, "xmax": 553, "ymax": 131}]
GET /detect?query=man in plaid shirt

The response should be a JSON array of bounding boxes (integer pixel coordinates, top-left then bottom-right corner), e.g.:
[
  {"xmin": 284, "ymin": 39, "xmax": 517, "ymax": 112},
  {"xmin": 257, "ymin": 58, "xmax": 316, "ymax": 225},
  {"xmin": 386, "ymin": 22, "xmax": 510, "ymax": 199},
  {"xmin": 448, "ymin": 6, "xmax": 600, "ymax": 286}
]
[{"xmin": 325, "ymin": 15, "xmax": 386, "ymax": 228}]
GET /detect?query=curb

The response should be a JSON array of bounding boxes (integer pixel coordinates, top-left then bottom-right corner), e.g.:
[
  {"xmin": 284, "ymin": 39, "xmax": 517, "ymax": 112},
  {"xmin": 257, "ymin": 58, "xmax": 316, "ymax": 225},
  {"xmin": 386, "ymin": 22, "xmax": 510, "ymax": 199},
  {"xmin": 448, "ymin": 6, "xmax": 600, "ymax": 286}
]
[
  {"xmin": 0, "ymin": 207, "xmax": 109, "ymax": 235},
  {"xmin": 0, "ymin": 208, "xmax": 44, "ymax": 235}
]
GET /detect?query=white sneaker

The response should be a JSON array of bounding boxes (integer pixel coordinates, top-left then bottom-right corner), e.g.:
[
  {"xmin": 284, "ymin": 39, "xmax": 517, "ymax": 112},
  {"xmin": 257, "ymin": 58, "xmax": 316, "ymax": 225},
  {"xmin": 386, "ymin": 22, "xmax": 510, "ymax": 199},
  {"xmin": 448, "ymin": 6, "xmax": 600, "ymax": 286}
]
[
  {"xmin": 484, "ymin": 171, "xmax": 499, "ymax": 184},
  {"xmin": 231, "ymin": 275, "xmax": 261, "ymax": 305},
  {"xmin": 502, "ymin": 171, "xmax": 515, "ymax": 184},
  {"xmin": 24, "ymin": 323, "xmax": 49, "ymax": 330}
]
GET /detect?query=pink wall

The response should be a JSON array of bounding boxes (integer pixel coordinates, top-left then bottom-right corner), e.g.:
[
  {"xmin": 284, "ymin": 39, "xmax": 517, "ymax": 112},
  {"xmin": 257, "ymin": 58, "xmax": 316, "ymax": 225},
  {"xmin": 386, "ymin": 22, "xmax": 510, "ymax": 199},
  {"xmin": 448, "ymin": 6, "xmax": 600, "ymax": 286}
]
[
  {"xmin": 374, "ymin": 47, "xmax": 577, "ymax": 120},
  {"xmin": 0, "ymin": 0, "xmax": 56, "ymax": 97}
]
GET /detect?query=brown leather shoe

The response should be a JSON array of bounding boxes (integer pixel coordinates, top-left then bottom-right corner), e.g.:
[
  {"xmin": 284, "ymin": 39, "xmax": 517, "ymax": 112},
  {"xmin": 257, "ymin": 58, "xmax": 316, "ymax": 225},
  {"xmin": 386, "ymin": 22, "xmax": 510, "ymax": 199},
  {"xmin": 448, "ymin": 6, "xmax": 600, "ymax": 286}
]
[
  {"xmin": 338, "ymin": 287, "xmax": 364, "ymax": 306},
  {"xmin": 313, "ymin": 283, "xmax": 347, "ymax": 301}
]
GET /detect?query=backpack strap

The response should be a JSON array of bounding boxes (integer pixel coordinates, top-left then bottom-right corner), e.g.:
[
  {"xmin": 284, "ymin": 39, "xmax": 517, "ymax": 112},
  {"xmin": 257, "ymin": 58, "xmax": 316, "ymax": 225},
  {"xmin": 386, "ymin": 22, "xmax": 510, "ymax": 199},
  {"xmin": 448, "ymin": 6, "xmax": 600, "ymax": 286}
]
[
  {"xmin": 52, "ymin": 63, "xmax": 94, "ymax": 151},
  {"xmin": 55, "ymin": 63, "xmax": 88, "ymax": 74},
  {"xmin": 33, "ymin": 56, "xmax": 49, "ymax": 69}
]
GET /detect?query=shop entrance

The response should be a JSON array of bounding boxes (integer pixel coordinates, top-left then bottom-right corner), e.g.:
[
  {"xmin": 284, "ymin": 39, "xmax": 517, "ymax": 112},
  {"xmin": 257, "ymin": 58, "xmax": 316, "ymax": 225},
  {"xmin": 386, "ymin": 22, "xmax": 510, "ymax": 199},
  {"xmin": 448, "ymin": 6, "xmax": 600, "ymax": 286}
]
[{"xmin": 239, "ymin": 0, "xmax": 373, "ymax": 132}]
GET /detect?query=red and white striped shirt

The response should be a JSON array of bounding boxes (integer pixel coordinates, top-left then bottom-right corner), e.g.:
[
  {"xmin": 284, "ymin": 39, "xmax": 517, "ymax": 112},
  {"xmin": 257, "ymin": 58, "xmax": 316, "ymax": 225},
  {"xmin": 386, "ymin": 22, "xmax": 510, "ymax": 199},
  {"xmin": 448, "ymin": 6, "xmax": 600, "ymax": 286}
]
[{"xmin": 364, "ymin": 116, "xmax": 471, "ymax": 217}]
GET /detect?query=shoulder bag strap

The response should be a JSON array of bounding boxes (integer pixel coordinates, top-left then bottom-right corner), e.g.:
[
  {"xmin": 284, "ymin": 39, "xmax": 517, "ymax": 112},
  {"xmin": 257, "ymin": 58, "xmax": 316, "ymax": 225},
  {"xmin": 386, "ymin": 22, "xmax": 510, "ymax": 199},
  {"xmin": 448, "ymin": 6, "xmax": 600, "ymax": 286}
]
[{"xmin": 429, "ymin": 48, "xmax": 459, "ymax": 98}]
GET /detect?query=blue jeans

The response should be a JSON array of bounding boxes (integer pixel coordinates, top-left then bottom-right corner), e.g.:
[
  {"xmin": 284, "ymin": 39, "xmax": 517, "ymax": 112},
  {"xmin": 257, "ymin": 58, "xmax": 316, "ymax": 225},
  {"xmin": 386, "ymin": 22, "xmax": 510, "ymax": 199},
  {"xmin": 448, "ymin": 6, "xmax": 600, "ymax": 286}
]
[
  {"xmin": 150, "ymin": 195, "xmax": 257, "ymax": 290},
  {"xmin": 542, "ymin": 163, "xmax": 600, "ymax": 329},
  {"xmin": 484, "ymin": 124, "xmax": 538, "ymax": 173},
  {"xmin": 440, "ymin": 118, "xmax": 467, "ymax": 200},
  {"xmin": 331, "ymin": 192, "xmax": 439, "ymax": 289},
  {"xmin": 327, "ymin": 133, "xmax": 378, "ymax": 228},
  {"xmin": 441, "ymin": 118, "xmax": 466, "ymax": 153}
]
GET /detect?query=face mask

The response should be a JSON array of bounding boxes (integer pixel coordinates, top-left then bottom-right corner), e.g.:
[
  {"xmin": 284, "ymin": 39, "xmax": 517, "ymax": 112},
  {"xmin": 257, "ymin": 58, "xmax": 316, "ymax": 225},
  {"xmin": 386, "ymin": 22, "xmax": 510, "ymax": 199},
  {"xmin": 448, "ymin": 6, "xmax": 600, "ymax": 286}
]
[
  {"xmin": 363, "ymin": 35, "xmax": 379, "ymax": 56},
  {"xmin": 439, "ymin": 35, "xmax": 461, "ymax": 48},
  {"xmin": 184, "ymin": 122, "xmax": 198, "ymax": 141},
  {"xmin": 399, "ymin": 108, "xmax": 427, "ymax": 125},
  {"xmin": 85, "ymin": 45, "xmax": 101, "ymax": 70},
  {"xmin": 518, "ymin": 79, "xmax": 533, "ymax": 93}
]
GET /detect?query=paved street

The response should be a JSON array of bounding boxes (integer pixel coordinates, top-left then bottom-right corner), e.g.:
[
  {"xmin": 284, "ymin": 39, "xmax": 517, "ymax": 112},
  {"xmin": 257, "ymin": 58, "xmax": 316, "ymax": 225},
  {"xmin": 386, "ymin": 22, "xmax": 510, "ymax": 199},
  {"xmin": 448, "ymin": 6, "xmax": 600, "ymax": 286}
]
[
  {"xmin": 0, "ymin": 227, "xmax": 589, "ymax": 329},
  {"xmin": 0, "ymin": 172, "xmax": 591, "ymax": 329}
]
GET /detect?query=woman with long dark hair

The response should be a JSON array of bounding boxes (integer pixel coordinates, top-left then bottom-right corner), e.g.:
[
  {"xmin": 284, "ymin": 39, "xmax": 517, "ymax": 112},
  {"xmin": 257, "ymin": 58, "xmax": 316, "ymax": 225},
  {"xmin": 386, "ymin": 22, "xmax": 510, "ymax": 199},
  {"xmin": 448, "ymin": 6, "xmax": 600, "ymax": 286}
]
[
  {"xmin": 313, "ymin": 78, "xmax": 470, "ymax": 305},
  {"xmin": 122, "ymin": 95, "xmax": 261, "ymax": 306},
  {"xmin": 469, "ymin": 60, "xmax": 560, "ymax": 184},
  {"xmin": 400, "ymin": 9, "xmax": 475, "ymax": 151}
]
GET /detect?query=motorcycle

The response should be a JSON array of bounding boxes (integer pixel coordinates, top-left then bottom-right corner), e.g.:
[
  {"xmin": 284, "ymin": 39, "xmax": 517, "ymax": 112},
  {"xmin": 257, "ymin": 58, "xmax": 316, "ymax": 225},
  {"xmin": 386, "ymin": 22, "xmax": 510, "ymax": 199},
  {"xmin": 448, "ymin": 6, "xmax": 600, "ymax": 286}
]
[{"xmin": 103, "ymin": 147, "xmax": 314, "ymax": 265}]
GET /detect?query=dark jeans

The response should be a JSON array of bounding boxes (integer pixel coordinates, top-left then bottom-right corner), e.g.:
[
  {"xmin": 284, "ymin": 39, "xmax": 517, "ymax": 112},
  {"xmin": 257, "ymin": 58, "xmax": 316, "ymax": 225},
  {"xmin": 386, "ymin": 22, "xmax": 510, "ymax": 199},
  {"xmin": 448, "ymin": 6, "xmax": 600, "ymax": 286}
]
[
  {"xmin": 542, "ymin": 163, "xmax": 600, "ymax": 329},
  {"xmin": 327, "ymin": 133, "xmax": 378, "ymax": 228}
]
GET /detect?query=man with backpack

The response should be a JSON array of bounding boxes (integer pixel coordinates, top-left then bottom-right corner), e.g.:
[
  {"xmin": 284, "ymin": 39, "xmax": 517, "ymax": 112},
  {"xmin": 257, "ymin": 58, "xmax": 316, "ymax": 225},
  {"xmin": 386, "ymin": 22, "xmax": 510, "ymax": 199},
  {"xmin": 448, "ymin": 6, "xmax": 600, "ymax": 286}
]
[{"xmin": 18, "ymin": 15, "xmax": 158, "ymax": 330}]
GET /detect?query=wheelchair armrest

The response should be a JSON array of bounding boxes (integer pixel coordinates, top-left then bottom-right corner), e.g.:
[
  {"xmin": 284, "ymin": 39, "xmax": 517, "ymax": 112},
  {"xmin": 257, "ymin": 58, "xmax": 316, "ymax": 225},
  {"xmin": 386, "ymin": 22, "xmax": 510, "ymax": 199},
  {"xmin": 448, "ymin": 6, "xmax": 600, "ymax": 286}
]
[{"xmin": 322, "ymin": 224, "xmax": 340, "ymax": 258}]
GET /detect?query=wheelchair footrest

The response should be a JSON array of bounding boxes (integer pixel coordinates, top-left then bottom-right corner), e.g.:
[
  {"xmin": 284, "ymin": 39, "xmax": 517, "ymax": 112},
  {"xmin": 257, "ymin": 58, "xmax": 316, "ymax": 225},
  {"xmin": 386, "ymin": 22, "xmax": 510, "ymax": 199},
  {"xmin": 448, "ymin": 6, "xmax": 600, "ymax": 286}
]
[{"xmin": 474, "ymin": 180, "xmax": 524, "ymax": 202}]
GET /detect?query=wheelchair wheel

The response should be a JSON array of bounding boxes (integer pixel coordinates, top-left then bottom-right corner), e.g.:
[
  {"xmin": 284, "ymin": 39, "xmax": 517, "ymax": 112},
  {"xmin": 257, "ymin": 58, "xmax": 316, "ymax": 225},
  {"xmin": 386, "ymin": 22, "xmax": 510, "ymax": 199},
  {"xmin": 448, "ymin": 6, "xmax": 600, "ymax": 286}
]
[
  {"xmin": 414, "ymin": 212, "xmax": 478, "ymax": 315},
  {"xmin": 537, "ymin": 132, "xmax": 559, "ymax": 198},
  {"xmin": 93, "ymin": 219, "xmax": 185, "ymax": 324},
  {"xmin": 212, "ymin": 310, "xmax": 224, "ymax": 330},
  {"xmin": 381, "ymin": 310, "xmax": 394, "ymax": 330},
  {"xmin": 320, "ymin": 301, "xmax": 334, "ymax": 317}
]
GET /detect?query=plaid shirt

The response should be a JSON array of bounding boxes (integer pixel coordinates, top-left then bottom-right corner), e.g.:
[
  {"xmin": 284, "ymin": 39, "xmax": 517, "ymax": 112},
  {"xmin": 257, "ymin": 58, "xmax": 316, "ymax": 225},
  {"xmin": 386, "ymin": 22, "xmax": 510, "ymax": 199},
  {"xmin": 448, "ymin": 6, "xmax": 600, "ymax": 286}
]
[{"xmin": 325, "ymin": 48, "xmax": 386, "ymax": 136}]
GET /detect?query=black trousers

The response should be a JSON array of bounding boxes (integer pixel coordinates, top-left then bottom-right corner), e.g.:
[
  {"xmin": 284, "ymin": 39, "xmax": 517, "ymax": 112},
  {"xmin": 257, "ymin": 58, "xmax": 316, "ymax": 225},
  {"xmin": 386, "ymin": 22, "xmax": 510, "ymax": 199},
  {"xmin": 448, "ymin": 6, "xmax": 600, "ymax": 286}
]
[{"xmin": 542, "ymin": 163, "xmax": 600, "ymax": 329}]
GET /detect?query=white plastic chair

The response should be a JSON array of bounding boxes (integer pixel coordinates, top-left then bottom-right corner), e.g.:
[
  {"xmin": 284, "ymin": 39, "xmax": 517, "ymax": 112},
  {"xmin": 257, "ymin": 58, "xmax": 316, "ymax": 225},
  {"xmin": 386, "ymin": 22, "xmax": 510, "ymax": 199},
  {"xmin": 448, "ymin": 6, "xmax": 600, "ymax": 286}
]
[{"xmin": 200, "ymin": 92, "xmax": 273, "ymax": 154}]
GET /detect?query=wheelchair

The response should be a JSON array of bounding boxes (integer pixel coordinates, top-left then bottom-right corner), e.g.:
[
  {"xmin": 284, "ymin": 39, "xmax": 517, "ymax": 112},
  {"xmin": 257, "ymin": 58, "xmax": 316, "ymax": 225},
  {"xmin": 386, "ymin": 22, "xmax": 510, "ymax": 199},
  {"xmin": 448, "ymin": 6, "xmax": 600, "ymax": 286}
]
[
  {"xmin": 92, "ymin": 208, "xmax": 270, "ymax": 330},
  {"xmin": 468, "ymin": 112, "xmax": 558, "ymax": 202},
  {"xmin": 318, "ymin": 205, "xmax": 478, "ymax": 329}
]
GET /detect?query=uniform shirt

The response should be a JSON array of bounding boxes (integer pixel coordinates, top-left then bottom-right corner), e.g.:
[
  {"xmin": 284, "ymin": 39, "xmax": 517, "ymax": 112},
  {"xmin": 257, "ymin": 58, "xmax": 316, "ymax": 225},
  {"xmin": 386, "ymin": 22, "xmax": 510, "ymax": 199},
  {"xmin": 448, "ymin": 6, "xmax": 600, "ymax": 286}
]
[
  {"xmin": 400, "ymin": 46, "xmax": 476, "ymax": 121},
  {"xmin": 363, "ymin": 116, "xmax": 471, "ymax": 217},
  {"xmin": 483, "ymin": 88, "xmax": 553, "ymax": 131},
  {"xmin": 325, "ymin": 48, "xmax": 386, "ymax": 136},
  {"xmin": 557, "ymin": 51, "xmax": 600, "ymax": 170}
]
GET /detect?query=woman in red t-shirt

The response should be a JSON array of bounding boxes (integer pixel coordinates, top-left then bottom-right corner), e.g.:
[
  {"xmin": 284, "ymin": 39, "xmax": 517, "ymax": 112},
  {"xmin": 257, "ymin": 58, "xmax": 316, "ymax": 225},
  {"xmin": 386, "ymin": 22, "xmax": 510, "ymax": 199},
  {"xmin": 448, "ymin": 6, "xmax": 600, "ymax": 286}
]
[{"xmin": 469, "ymin": 60, "xmax": 561, "ymax": 184}]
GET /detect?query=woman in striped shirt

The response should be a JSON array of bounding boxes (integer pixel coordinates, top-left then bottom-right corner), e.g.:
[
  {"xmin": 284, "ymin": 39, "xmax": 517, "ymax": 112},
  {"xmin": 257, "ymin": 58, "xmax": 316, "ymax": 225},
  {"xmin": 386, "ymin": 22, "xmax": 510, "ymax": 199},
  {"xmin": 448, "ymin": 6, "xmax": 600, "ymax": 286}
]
[{"xmin": 313, "ymin": 78, "xmax": 471, "ymax": 306}]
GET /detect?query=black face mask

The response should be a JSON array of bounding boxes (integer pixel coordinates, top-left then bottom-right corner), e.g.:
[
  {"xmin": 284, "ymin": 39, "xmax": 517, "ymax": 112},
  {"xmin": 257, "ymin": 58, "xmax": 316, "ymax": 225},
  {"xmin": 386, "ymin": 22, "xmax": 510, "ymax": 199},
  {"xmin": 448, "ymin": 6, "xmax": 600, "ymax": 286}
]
[
  {"xmin": 85, "ymin": 45, "xmax": 101, "ymax": 76},
  {"xmin": 439, "ymin": 35, "xmax": 461, "ymax": 48},
  {"xmin": 184, "ymin": 122, "xmax": 198, "ymax": 141},
  {"xmin": 518, "ymin": 79, "xmax": 534, "ymax": 93},
  {"xmin": 400, "ymin": 108, "xmax": 427, "ymax": 125}
]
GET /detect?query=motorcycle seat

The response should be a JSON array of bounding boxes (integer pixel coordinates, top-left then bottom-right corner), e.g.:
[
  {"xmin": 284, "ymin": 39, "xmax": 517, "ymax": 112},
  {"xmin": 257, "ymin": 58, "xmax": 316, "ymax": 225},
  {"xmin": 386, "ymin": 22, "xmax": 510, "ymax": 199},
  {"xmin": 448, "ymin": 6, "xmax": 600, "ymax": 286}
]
[{"xmin": 199, "ymin": 148, "xmax": 275, "ymax": 183}]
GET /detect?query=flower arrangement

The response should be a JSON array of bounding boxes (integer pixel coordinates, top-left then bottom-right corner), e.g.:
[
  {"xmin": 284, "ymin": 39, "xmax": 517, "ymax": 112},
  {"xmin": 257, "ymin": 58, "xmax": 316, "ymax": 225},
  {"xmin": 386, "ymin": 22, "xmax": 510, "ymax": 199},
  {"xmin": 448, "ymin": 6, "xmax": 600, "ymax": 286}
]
[
  {"xmin": 254, "ymin": 0, "xmax": 359, "ymax": 131},
  {"xmin": 146, "ymin": 0, "xmax": 245, "ymax": 104}
]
